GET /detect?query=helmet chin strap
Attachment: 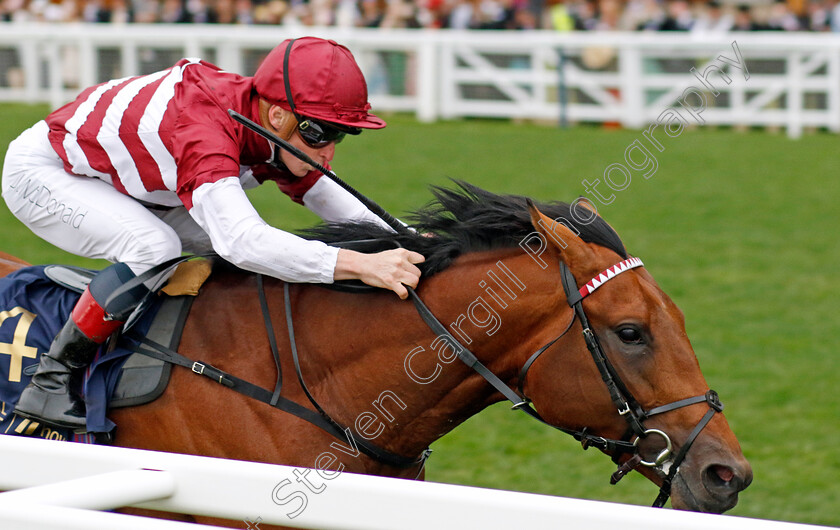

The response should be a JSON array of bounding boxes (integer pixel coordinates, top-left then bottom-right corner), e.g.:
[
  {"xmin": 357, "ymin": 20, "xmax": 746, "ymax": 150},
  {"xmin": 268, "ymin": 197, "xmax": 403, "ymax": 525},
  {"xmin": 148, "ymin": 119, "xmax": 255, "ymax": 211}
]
[
  {"xmin": 257, "ymin": 99, "xmax": 297, "ymax": 170},
  {"xmin": 282, "ymin": 38, "xmax": 304, "ymax": 123},
  {"xmin": 260, "ymin": 38, "xmax": 304, "ymax": 171}
]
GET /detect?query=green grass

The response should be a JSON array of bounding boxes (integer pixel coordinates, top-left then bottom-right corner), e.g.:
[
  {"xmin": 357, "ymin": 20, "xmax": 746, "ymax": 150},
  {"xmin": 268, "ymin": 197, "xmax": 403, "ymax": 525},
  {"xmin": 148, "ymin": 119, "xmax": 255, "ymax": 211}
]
[{"xmin": 2, "ymin": 104, "xmax": 838, "ymax": 526}]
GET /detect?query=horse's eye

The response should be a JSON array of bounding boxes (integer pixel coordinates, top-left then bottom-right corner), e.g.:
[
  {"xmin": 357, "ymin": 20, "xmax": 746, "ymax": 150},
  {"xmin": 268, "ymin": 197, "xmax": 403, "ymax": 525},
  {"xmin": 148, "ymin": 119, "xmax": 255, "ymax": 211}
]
[{"xmin": 617, "ymin": 326, "xmax": 644, "ymax": 344}]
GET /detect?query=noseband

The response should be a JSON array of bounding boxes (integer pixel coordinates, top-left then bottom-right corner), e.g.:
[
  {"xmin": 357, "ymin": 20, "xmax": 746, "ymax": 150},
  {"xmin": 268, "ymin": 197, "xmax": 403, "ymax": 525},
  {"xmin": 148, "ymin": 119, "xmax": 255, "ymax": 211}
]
[{"xmin": 409, "ymin": 256, "xmax": 725, "ymax": 508}]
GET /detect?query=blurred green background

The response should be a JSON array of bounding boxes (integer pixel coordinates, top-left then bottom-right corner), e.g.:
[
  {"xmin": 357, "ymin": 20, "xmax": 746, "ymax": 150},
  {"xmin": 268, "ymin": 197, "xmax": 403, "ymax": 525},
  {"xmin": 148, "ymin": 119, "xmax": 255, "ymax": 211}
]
[{"xmin": 1, "ymin": 104, "xmax": 838, "ymax": 526}]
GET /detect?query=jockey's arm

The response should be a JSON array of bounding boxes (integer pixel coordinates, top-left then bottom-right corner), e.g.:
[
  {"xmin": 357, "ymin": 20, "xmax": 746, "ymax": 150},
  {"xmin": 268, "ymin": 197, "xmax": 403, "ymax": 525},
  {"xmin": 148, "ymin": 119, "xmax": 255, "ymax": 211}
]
[{"xmin": 188, "ymin": 177, "xmax": 423, "ymax": 297}]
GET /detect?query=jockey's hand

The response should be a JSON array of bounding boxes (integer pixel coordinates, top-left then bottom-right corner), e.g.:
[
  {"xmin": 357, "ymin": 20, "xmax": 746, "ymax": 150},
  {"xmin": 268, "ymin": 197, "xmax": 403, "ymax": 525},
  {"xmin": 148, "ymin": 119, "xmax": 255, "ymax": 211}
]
[{"xmin": 335, "ymin": 248, "xmax": 425, "ymax": 300}]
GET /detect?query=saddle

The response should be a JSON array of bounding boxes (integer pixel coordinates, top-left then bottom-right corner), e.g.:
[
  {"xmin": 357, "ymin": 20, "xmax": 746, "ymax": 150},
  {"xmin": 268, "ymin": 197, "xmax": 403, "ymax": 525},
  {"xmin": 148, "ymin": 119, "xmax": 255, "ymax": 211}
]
[
  {"xmin": 0, "ymin": 260, "xmax": 211, "ymax": 443},
  {"xmin": 43, "ymin": 261, "xmax": 209, "ymax": 409}
]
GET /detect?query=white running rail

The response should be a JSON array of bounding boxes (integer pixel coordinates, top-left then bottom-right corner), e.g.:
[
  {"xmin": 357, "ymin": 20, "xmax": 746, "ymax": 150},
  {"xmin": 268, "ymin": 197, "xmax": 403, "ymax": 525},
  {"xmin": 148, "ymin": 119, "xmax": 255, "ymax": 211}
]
[{"xmin": 0, "ymin": 435, "xmax": 834, "ymax": 530}]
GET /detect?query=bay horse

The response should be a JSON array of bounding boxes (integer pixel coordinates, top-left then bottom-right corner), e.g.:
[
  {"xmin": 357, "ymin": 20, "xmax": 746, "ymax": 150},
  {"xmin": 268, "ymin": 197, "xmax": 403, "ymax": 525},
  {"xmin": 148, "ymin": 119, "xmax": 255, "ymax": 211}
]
[{"xmin": 0, "ymin": 183, "xmax": 751, "ymax": 526}]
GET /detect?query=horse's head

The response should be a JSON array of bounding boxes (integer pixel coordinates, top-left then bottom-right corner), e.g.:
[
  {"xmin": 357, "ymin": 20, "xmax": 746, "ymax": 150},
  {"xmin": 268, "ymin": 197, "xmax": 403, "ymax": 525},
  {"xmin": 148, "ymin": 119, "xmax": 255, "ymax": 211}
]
[{"xmin": 520, "ymin": 204, "xmax": 752, "ymax": 513}]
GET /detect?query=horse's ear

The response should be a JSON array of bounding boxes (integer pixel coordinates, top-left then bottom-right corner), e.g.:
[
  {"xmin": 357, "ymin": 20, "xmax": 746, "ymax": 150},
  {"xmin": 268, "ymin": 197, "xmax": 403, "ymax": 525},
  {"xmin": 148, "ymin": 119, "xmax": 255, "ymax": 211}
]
[
  {"xmin": 572, "ymin": 195, "xmax": 620, "ymax": 234},
  {"xmin": 526, "ymin": 199, "xmax": 593, "ymax": 267},
  {"xmin": 574, "ymin": 196, "xmax": 597, "ymax": 215}
]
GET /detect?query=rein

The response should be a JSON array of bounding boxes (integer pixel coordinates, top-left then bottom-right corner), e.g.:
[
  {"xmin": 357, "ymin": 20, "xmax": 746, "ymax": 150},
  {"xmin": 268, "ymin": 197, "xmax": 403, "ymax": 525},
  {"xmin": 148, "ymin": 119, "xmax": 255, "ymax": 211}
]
[
  {"xmin": 277, "ymin": 280, "xmax": 432, "ymax": 472},
  {"xmin": 409, "ymin": 256, "xmax": 725, "ymax": 508}
]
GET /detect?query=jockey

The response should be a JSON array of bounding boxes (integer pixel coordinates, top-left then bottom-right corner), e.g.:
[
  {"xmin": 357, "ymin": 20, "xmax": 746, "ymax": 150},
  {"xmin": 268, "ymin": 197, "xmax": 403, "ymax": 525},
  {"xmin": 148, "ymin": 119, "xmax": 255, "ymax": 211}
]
[{"xmin": 1, "ymin": 37, "xmax": 424, "ymax": 430}]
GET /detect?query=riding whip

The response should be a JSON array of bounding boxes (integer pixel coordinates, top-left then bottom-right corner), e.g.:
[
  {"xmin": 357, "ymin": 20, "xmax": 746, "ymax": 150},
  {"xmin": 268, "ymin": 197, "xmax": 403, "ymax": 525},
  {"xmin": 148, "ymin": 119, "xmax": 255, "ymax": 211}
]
[{"xmin": 227, "ymin": 109, "xmax": 410, "ymax": 236}]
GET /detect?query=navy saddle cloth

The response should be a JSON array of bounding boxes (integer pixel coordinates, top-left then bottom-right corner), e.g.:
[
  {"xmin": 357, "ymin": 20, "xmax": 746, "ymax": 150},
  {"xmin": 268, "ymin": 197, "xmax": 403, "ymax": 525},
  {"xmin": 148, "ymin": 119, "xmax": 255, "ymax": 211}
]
[{"xmin": 0, "ymin": 265, "xmax": 179, "ymax": 442}]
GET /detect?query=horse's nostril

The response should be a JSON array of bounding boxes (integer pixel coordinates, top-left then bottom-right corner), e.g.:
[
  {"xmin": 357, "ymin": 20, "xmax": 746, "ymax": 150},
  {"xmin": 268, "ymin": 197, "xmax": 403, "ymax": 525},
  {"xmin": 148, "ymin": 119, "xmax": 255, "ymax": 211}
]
[
  {"xmin": 713, "ymin": 465, "xmax": 734, "ymax": 483},
  {"xmin": 704, "ymin": 464, "xmax": 741, "ymax": 493}
]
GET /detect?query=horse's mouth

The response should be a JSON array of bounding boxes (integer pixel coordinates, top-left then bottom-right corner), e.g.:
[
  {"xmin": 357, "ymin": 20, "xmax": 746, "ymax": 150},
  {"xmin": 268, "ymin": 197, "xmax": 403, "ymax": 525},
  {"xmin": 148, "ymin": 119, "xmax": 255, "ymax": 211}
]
[{"xmin": 669, "ymin": 463, "xmax": 752, "ymax": 513}]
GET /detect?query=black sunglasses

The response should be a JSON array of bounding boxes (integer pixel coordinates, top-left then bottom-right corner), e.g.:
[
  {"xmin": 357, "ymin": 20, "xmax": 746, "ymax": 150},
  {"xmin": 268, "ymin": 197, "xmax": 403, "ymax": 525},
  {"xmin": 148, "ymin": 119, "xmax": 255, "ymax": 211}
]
[{"xmin": 296, "ymin": 118, "xmax": 358, "ymax": 148}]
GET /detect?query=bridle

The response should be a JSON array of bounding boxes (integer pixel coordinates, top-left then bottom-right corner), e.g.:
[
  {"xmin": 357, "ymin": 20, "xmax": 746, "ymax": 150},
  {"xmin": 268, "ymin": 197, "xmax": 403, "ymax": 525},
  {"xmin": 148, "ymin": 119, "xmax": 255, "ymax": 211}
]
[
  {"xmin": 410, "ymin": 255, "xmax": 725, "ymax": 508},
  {"xmin": 554, "ymin": 257, "xmax": 724, "ymax": 507}
]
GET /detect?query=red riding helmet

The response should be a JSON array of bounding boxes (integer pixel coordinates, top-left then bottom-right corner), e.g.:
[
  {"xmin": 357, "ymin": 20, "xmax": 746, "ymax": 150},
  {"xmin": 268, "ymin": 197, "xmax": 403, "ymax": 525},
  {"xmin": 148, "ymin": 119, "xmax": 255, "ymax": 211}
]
[{"xmin": 254, "ymin": 37, "xmax": 386, "ymax": 130}]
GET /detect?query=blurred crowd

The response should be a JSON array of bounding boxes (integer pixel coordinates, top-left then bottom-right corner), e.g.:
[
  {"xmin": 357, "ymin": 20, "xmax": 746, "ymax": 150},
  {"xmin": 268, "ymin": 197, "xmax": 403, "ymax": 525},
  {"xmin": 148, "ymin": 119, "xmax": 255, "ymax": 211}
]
[{"xmin": 1, "ymin": 0, "xmax": 838, "ymax": 32}]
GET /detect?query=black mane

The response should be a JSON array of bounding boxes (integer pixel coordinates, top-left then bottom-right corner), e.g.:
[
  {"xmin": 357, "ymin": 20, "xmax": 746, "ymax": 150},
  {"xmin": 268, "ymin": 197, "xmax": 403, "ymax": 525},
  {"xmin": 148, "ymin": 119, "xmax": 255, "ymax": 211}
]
[{"xmin": 298, "ymin": 181, "xmax": 627, "ymax": 276}]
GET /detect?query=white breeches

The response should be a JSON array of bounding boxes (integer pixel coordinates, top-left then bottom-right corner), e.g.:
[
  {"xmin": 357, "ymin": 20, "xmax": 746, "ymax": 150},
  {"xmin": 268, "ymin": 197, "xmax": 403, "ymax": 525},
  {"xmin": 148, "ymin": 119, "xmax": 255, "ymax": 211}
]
[{"xmin": 2, "ymin": 121, "xmax": 212, "ymax": 275}]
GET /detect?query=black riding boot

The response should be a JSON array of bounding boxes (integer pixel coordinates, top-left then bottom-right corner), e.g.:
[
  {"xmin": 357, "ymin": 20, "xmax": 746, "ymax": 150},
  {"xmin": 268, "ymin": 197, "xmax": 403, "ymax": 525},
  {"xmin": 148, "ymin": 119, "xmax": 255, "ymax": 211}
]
[
  {"xmin": 13, "ymin": 319, "xmax": 99, "ymax": 429},
  {"xmin": 14, "ymin": 262, "xmax": 149, "ymax": 431}
]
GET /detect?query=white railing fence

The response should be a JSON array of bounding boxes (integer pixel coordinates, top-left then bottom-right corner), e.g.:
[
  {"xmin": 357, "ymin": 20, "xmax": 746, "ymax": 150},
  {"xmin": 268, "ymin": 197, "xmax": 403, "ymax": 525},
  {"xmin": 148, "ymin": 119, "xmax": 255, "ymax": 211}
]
[
  {"xmin": 0, "ymin": 435, "xmax": 835, "ymax": 530},
  {"xmin": 0, "ymin": 25, "xmax": 839, "ymax": 138}
]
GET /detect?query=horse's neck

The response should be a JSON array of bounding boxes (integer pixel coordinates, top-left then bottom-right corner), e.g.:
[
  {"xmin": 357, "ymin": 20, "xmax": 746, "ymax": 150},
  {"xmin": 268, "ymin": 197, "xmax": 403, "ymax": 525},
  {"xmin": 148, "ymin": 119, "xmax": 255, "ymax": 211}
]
[
  {"xmin": 0, "ymin": 252, "xmax": 29, "ymax": 277},
  {"xmin": 283, "ymin": 248, "xmax": 565, "ymax": 459}
]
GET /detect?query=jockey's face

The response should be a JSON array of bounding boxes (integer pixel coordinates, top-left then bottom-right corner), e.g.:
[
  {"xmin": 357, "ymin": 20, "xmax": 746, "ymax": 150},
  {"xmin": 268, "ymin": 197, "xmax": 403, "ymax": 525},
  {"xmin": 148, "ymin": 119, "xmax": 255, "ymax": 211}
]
[
  {"xmin": 262, "ymin": 102, "xmax": 338, "ymax": 178},
  {"xmin": 280, "ymin": 131, "xmax": 336, "ymax": 177}
]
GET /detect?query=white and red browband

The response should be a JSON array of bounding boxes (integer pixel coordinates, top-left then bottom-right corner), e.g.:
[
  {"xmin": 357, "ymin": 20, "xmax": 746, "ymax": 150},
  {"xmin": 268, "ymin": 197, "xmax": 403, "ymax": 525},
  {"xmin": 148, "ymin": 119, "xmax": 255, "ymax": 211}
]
[{"xmin": 578, "ymin": 257, "xmax": 644, "ymax": 299}]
